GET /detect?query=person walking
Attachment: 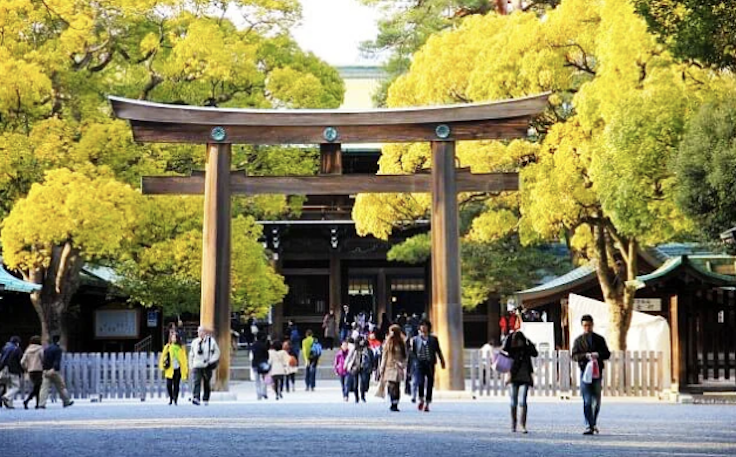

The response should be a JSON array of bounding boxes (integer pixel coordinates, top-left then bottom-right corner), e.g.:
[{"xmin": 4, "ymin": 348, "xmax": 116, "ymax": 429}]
[
  {"xmin": 322, "ymin": 309, "xmax": 338, "ymax": 350},
  {"xmin": 268, "ymin": 341, "xmax": 289, "ymax": 400},
  {"xmin": 572, "ymin": 314, "xmax": 611, "ymax": 435},
  {"xmin": 0, "ymin": 336, "xmax": 23, "ymax": 409},
  {"xmin": 302, "ymin": 330, "xmax": 321, "ymax": 391},
  {"xmin": 159, "ymin": 332, "xmax": 188, "ymax": 405},
  {"xmin": 502, "ymin": 330, "xmax": 538, "ymax": 433},
  {"xmin": 379, "ymin": 324, "xmax": 407, "ymax": 412},
  {"xmin": 38, "ymin": 335, "xmax": 73, "ymax": 409},
  {"xmin": 346, "ymin": 337, "xmax": 373, "ymax": 403},
  {"xmin": 411, "ymin": 320, "xmax": 446, "ymax": 413},
  {"xmin": 189, "ymin": 326, "xmax": 220, "ymax": 406},
  {"xmin": 339, "ymin": 304, "xmax": 353, "ymax": 343},
  {"xmin": 20, "ymin": 336, "xmax": 44, "ymax": 409},
  {"xmin": 251, "ymin": 333, "xmax": 270, "ymax": 400},
  {"xmin": 377, "ymin": 313, "xmax": 390, "ymax": 342},
  {"xmin": 405, "ymin": 334, "xmax": 417, "ymax": 400},
  {"xmin": 282, "ymin": 340, "xmax": 298, "ymax": 393},
  {"xmin": 334, "ymin": 340, "xmax": 350, "ymax": 401}
]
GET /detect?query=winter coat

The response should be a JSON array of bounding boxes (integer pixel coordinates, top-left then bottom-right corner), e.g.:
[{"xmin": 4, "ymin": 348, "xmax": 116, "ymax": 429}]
[
  {"xmin": 380, "ymin": 338, "xmax": 407, "ymax": 383},
  {"xmin": 21, "ymin": 344, "xmax": 44, "ymax": 373},
  {"xmin": 42, "ymin": 343, "xmax": 62, "ymax": 371},
  {"xmin": 268, "ymin": 349, "xmax": 289, "ymax": 376},
  {"xmin": 251, "ymin": 341, "xmax": 269, "ymax": 368},
  {"xmin": 411, "ymin": 334, "xmax": 445, "ymax": 366},
  {"xmin": 0, "ymin": 342, "xmax": 23, "ymax": 375},
  {"xmin": 346, "ymin": 346, "xmax": 373, "ymax": 375},
  {"xmin": 159, "ymin": 343, "xmax": 189, "ymax": 379},
  {"xmin": 323, "ymin": 314, "xmax": 338, "ymax": 339},
  {"xmin": 571, "ymin": 332, "xmax": 611, "ymax": 373},
  {"xmin": 302, "ymin": 336, "xmax": 316, "ymax": 365},
  {"xmin": 189, "ymin": 336, "xmax": 221, "ymax": 369},
  {"xmin": 503, "ymin": 336, "xmax": 538, "ymax": 386},
  {"xmin": 334, "ymin": 349, "xmax": 349, "ymax": 377}
]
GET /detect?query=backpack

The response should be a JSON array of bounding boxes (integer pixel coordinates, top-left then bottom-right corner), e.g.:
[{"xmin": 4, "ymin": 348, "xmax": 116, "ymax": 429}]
[{"xmin": 310, "ymin": 341, "xmax": 322, "ymax": 359}]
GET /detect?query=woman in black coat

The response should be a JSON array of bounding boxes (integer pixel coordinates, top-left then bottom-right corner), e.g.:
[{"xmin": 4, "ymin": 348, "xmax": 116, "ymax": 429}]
[{"xmin": 503, "ymin": 331, "xmax": 538, "ymax": 433}]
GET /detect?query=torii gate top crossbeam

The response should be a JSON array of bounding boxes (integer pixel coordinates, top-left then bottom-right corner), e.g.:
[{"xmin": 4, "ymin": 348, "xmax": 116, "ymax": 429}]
[{"xmin": 109, "ymin": 93, "xmax": 549, "ymax": 144}]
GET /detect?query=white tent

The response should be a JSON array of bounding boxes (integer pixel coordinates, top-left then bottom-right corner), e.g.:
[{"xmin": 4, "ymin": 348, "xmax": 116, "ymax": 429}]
[{"xmin": 568, "ymin": 293, "xmax": 671, "ymax": 389}]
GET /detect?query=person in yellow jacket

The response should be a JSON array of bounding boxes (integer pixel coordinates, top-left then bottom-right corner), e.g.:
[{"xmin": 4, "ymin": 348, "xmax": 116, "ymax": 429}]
[{"xmin": 159, "ymin": 333, "xmax": 188, "ymax": 405}]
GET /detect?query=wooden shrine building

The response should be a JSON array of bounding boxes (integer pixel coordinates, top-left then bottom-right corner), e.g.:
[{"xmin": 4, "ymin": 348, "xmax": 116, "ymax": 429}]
[{"xmin": 517, "ymin": 247, "xmax": 736, "ymax": 393}]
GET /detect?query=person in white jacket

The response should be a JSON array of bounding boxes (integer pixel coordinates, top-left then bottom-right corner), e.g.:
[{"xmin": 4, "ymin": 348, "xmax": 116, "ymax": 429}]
[
  {"xmin": 268, "ymin": 341, "xmax": 289, "ymax": 400},
  {"xmin": 189, "ymin": 326, "xmax": 220, "ymax": 406}
]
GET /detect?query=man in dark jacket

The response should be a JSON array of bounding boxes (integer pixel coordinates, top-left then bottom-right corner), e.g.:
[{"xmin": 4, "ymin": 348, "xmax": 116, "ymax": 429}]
[
  {"xmin": 412, "ymin": 320, "xmax": 446, "ymax": 412},
  {"xmin": 38, "ymin": 335, "xmax": 73, "ymax": 408},
  {"xmin": 250, "ymin": 333, "xmax": 270, "ymax": 400},
  {"xmin": 0, "ymin": 336, "xmax": 23, "ymax": 408},
  {"xmin": 571, "ymin": 315, "xmax": 610, "ymax": 435}
]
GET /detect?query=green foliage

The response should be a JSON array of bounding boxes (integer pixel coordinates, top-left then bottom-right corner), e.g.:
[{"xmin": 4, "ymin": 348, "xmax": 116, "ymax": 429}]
[
  {"xmin": 634, "ymin": 0, "xmax": 736, "ymax": 70},
  {"xmin": 1, "ymin": 169, "xmax": 141, "ymax": 271},
  {"xmin": 387, "ymin": 233, "xmax": 431, "ymax": 264},
  {"xmin": 359, "ymin": 0, "xmax": 560, "ymax": 105},
  {"xmin": 387, "ymin": 233, "xmax": 571, "ymax": 308},
  {"xmin": 674, "ymin": 88, "xmax": 736, "ymax": 240},
  {"xmin": 0, "ymin": 0, "xmax": 344, "ymax": 321}
]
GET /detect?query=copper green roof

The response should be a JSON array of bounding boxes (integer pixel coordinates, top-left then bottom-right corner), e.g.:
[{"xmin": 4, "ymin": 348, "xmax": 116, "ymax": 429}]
[
  {"xmin": 638, "ymin": 256, "xmax": 736, "ymax": 287},
  {"xmin": 518, "ymin": 255, "xmax": 736, "ymax": 303},
  {"xmin": 0, "ymin": 258, "xmax": 41, "ymax": 293}
]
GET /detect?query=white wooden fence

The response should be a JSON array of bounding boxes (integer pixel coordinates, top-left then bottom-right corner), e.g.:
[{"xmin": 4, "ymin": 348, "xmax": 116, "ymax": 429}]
[
  {"xmin": 13, "ymin": 352, "xmax": 189, "ymax": 402},
  {"xmin": 470, "ymin": 350, "xmax": 664, "ymax": 398}
]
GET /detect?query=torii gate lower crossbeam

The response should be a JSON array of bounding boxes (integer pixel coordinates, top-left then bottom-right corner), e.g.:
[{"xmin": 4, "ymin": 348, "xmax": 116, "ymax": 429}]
[{"xmin": 110, "ymin": 93, "xmax": 550, "ymax": 392}]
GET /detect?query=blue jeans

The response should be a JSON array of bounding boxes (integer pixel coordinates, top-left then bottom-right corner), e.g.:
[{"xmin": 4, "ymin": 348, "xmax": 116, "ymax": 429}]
[
  {"xmin": 305, "ymin": 361, "xmax": 317, "ymax": 389},
  {"xmin": 340, "ymin": 374, "xmax": 350, "ymax": 398},
  {"xmin": 509, "ymin": 382, "xmax": 530, "ymax": 408},
  {"xmin": 340, "ymin": 328, "xmax": 349, "ymax": 343},
  {"xmin": 580, "ymin": 378, "xmax": 602, "ymax": 428}
]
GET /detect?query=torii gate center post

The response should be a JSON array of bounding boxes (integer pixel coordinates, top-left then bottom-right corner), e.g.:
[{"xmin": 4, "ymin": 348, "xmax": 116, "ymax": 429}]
[{"xmin": 110, "ymin": 93, "xmax": 550, "ymax": 391}]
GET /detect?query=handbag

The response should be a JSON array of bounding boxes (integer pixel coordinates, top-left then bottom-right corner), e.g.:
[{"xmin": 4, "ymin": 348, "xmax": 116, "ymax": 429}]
[
  {"xmin": 257, "ymin": 361, "xmax": 271, "ymax": 374},
  {"xmin": 375, "ymin": 380, "xmax": 387, "ymax": 399},
  {"xmin": 163, "ymin": 351, "xmax": 171, "ymax": 370},
  {"xmin": 591, "ymin": 359, "xmax": 600, "ymax": 379},
  {"xmin": 582, "ymin": 360, "xmax": 594, "ymax": 384},
  {"xmin": 492, "ymin": 351, "xmax": 513, "ymax": 373}
]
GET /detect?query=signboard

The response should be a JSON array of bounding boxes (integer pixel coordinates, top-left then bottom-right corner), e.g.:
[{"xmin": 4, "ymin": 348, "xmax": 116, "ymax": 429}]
[
  {"xmin": 519, "ymin": 322, "xmax": 555, "ymax": 352},
  {"xmin": 634, "ymin": 298, "xmax": 662, "ymax": 312},
  {"xmin": 94, "ymin": 309, "xmax": 140, "ymax": 339},
  {"xmin": 147, "ymin": 310, "xmax": 158, "ymax": 328}
]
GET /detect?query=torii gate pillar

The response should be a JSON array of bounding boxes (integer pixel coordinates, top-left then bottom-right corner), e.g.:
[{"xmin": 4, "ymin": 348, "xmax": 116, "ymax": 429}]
[
  {"xmin": 200, "ymin": 142, "xmax": 232, "ymax": 390},
  {"xmin": 431, "ymin": 141, "xmax": 464, "ymax": 391}
]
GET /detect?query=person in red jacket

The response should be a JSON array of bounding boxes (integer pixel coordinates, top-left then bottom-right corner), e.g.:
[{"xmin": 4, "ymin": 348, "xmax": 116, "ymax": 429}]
[{"xmin": 499, "ymin": 313, "xmax": 509, "ymax": 338}]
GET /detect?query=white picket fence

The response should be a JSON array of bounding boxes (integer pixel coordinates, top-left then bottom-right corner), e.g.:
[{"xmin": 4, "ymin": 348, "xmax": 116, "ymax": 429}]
[
  {"xmin": 470, "ymin": 350, "xmax": 664, "ymax": 398},
  {"xmin": 13, "ymin": 352, "xmax": 190, "ymax": 402}
]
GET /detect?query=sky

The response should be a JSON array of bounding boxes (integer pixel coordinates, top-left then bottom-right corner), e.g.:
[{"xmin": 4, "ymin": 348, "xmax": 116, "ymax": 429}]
[{"xmin": 291, "ymin": 0, "xmax": 383, "ymax": 66}]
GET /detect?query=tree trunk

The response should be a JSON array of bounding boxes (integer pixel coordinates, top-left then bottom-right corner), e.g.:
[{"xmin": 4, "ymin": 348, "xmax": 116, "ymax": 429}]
[
  {"xmin": 24, "ymin": 242, "xmax": 84, "ymax": 350},
  {"xmin": 31, "ymin": 295, "xmax": 69, "ymax": 348},
  {"xmin": 591, "ymin": 221, "xmax": 637, "ymax": 351}
]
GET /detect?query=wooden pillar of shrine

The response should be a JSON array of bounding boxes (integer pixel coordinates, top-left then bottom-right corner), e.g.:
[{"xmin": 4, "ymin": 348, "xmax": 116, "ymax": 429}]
[
  {"xmin": 431, "ymin": 140, "xmax": 465, "ymax": 391},
  {"xmin": 200, "ymin": 142, "xmax": 232, "ymax": 391}
]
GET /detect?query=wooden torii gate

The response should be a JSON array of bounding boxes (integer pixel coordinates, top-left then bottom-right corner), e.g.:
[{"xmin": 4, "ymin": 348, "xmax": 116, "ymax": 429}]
[{"xmin": 110, "ymin": 93, "xmax": 549, "ymax": 391}]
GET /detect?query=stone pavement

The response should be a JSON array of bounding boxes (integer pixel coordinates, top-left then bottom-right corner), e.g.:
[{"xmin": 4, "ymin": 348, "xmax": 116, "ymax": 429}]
[{"xmin": 2, "ymin": 380, "xmax": 735, "ymax": 457}]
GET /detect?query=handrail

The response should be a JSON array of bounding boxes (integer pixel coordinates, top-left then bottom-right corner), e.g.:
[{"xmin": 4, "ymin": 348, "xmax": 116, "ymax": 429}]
[{"xmin": 133, "ymin": 335, "xmax": 153, "ymax": 353}]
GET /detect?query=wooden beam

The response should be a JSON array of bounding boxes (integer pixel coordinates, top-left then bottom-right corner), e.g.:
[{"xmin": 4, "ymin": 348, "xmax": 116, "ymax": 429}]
[
  {"xmin": 199, "ymin": 143, "xmax": 232, "ymax": 391},
  {"xmin": 141, "ymin": 171, "xmax": 519, "ymax": 195},
  {"xmin": 431, "ymin": 141, "xmax": 465, "ymax": 391},
  {"xmin": 128, "ymin": 117, "xmax": 533, "ymax": 144},
  {"xmin": 110, "ymin": 93, "xmax": 550, "ymax": 127}
]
